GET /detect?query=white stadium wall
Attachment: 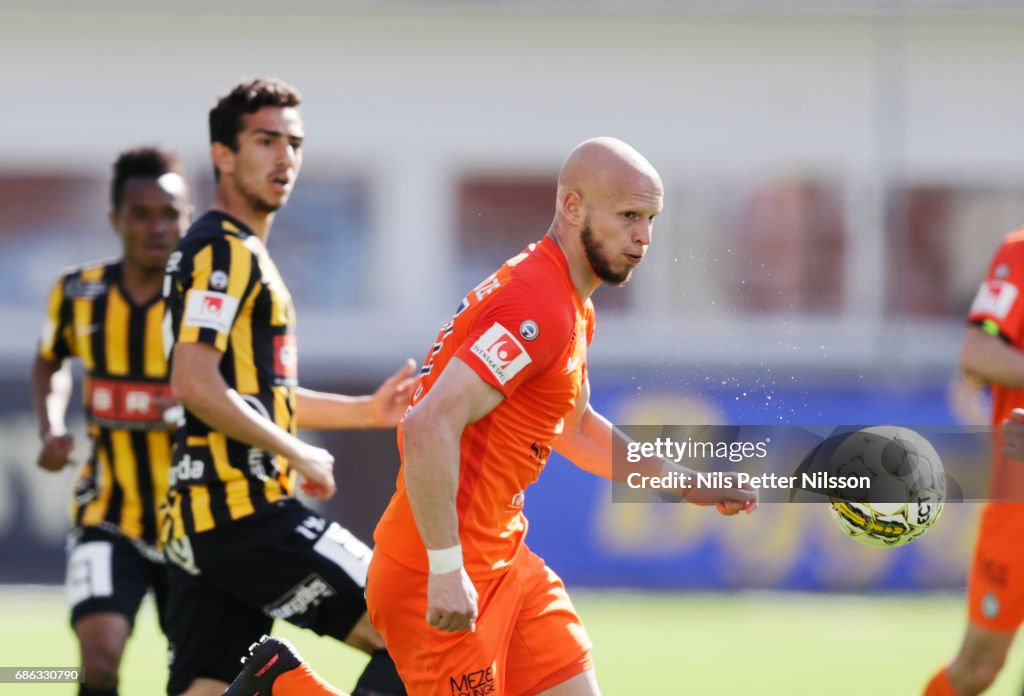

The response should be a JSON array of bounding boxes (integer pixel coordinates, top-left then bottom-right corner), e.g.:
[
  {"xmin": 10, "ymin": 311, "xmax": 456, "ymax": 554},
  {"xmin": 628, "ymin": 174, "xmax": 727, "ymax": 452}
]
[{"xmin": 3, "ymin": 2, "xmax": 1024, "ymax": 374}]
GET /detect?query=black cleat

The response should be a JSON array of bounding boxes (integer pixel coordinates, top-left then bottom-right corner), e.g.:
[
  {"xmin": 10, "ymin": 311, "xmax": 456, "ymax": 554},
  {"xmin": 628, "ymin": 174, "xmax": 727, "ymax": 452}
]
[{"xmin": 223, "ymin": 635, "xmax": 304, "ymax": 696}]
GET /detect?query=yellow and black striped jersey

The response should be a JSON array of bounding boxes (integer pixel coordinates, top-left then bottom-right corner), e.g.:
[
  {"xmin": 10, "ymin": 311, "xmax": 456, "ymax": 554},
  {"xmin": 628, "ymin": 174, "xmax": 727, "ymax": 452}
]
[
  {"xmin": 163, "ymin": 211, "xmax": 298, "ymax": 538},
  {"xmin": 38, "ymin": 260, "xmax": 173, "ymax": 550}
]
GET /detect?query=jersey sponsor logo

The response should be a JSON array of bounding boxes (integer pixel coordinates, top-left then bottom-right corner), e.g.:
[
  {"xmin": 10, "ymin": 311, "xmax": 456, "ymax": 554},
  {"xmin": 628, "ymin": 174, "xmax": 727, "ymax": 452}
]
[
  {"xmin": 449, "ymin": 667, "xmax": 495, "ymax": 696},
  {"xmin": 274, "ymin": 334, "xmax": 298, "ymax": 380},
  {"xmin": 265, "ymin": 574, "xmax": 336, "ymax": 620},
  {"xmin": 183, "ymin": 290, "xmax": 239, "ymax": 333},
  {"xmin": 87, "ymin": 378, "xmax": 174, "ymax": 427},
  {"xmin": 170, "ymin": 454, "xmax": 205, "ymax": 486},
  {"xmin": 469, "ymin": 323, "xmax": 532, "ymax": 385},
  {"xmin": 64, "ymin": 279, "xmax": 108, "ymax": 299},
  {"xmin": 970, "ymin": 280, "xmax": 1019, "ymax": 320}
]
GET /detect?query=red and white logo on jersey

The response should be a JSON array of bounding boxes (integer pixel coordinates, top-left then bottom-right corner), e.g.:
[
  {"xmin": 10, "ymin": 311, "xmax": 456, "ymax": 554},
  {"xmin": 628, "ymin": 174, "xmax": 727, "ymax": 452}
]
[
  {"xmin": 88, "ymin": 378, "xmax": 173, "ymax": 424},
  {"xmin": 970, "ymin": 280, "xmax": 1019, "ymax": 321},
  {"xmin": 470, "ymin": 323, "xmax": 532, "ymax": 385},
  {"xmin": 92, "ymin": 386, "xmax": 114, "ymax": 413},
  {"xmin": 274, "ymin": 334, "xmax": 298, "ymax": 380},
  {"xmin": 487, "ymin": 334, "xmax": 524, "ymax": 366},
  {"xmin": 184, "ymin": 290, "xmax": 239, "ymax": 333},
  {"xmin": 203, "ymin": 295, "xmax": 223, "ymax": 313}
]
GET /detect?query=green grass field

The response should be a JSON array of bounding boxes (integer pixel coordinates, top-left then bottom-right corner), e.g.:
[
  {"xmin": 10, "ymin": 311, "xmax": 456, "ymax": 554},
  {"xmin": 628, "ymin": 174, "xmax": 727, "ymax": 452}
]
[{"xmin": 1, "ymin": 586, "xmax": 1023, "ymax": 695}]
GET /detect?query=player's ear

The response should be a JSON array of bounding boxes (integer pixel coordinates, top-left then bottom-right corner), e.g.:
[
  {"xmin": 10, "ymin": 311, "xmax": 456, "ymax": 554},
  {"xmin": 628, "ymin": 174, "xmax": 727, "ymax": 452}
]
[
  {"xmin": 560, "ymin": 189, "xmax": 585, "ymax": 226},
  {"xmin": 210, "ymin": 142, "xmax": 235, "ymax": 177},
  {"xmin": 108, "ymin": 209, "xmax": 121, "ymax": 236}
]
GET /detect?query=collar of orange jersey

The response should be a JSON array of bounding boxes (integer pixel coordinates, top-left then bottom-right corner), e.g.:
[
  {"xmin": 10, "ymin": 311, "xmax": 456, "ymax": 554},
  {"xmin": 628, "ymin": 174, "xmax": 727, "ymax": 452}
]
[{"xmin": 537, "ymin": 235, "xmax": 586, "ymax": 314}]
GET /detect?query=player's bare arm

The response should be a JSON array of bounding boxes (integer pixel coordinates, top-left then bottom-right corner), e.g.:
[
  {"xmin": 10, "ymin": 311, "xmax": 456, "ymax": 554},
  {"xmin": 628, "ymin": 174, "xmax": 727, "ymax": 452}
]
[
  {"xmin": 30, "ymin": 354, "xmax": 74, "ymax": 471},
  {"xmin": 402, "ymin": 357, "xmax": 504, "ymax": 633},
  {"xmin": 294, "ymin": 358, "xmax": 416, "ymax": 429},
  {"xmin": 171, "ymin": 341, "xmax": 336, "ymax": 499},
  {"xmin": 553, "ymin": 380, "xmax": 757, "ymax": 515},
  {"xmin": 960, "ymin": 324, "xmax": 1024, "ymax": 387}
]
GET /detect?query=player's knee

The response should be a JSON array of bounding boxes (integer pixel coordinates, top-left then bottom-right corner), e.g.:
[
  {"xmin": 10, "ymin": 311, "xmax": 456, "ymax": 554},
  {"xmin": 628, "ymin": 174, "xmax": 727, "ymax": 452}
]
[
  {"xmin": 74, "ymin": 612, "xmax": 130, "ymax": 688},
  {"xmin": 79, "ymin": 642, "xmax": 121, "ymax": 688}
]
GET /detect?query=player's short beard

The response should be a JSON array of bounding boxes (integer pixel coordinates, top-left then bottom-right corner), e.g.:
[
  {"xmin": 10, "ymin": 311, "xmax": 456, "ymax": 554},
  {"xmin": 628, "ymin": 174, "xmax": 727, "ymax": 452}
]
[
  {"xmin": 236, "ymin": 172, "xmax": 282, "ymax": 214},
  {"xmin": 581, "ymin": 222, "xmax": 632, "ymax": 286}
]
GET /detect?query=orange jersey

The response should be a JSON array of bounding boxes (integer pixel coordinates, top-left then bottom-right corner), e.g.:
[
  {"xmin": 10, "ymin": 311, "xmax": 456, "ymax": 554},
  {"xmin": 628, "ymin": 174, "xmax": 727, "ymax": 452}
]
[
  {"xmin": 374, "ymin": 236, "xmax": 595, "ymax": 578},
  {"xmin": 967, "ymin": 227, "xmax": 1024, "ymax": 499}
]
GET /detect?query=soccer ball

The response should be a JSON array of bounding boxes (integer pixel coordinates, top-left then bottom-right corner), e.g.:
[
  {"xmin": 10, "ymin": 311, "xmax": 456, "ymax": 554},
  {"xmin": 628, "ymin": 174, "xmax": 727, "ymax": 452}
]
[{"xmin": 825, "ymin": 426, "xmax": 946, "ymax": 547}]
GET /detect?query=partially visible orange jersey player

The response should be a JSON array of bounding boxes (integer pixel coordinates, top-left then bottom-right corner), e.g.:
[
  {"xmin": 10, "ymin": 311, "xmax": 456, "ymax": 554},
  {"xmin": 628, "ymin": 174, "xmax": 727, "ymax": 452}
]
[
  {"xmin": 925, "ymin": 229, "xmax": 1024, "ymax": 696},
  {"xmin": 369, "ymin": 137, "xmax": 758, "ymax": 696}
]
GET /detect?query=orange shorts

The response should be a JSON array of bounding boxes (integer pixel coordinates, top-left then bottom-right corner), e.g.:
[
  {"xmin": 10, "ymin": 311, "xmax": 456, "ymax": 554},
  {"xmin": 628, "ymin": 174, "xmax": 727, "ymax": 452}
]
[
  {"xmin": 366, "ymin": 545, "xmax": 593, "ymax": 696},
  {"xmin": 968, "ymin": 503, "xmax": 1024, "ymax": 631}
]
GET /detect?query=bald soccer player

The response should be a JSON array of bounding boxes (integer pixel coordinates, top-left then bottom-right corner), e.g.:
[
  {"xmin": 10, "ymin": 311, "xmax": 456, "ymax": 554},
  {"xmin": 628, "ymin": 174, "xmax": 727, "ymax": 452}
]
[{"xmin": 366, "ymin": 137, "xmax": 759, "ymax": 695}]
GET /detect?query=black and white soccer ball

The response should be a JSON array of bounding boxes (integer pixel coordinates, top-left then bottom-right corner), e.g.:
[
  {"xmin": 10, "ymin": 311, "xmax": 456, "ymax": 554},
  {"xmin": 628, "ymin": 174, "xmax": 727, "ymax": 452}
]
[{"xmin": 827, "ymin": 426, "xmax": 946, "ymax": 547}]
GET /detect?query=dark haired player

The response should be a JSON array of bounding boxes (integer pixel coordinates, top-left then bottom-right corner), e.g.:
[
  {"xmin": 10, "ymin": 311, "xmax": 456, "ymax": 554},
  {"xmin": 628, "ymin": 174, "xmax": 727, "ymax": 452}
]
[
  {"xmin": 163, "ymin": 77, "xmax": 409, "ymax": 696},
  {"xmin": 32, "ymin": 147, "xmax": 189, "ymax": 696}
]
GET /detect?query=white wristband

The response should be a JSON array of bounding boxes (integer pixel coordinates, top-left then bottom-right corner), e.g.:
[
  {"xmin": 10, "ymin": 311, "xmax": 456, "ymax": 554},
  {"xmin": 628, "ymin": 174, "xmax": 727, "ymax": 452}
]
[{"xmin": 427, "ymin": 544, "xmax": 464, "ymax": 574}]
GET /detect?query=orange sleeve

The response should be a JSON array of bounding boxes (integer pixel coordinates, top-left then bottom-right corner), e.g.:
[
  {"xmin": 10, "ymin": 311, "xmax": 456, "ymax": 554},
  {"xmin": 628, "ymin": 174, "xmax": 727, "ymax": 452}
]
[
  {"xmin": 967, "ymin": 233, "xmax": 1024, "ymax": 345},
  {"xmin": 454, "ymin": 286, "xmax": 570, "ymax": 398}
]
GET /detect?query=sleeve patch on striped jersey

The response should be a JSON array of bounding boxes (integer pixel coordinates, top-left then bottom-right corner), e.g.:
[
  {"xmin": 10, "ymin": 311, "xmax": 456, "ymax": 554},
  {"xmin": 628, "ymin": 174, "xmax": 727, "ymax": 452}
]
[
  {"xmin": 469, "ymin": 322, "xmax": 532, "ymax": 385},
  {"xmin": 183, "ymin": 290, "xmax": 240, "ymax": 334}
]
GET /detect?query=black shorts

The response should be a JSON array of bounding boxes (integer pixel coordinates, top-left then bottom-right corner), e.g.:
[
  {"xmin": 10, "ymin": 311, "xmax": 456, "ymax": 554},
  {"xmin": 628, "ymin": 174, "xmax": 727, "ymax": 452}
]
[
  {"xmin": 66, "ymin": 525, "xmax": 168, "ymax": 632},
  {"xmin": 164, "ymin": 499, "xmax": 372, "ymax": 695}
]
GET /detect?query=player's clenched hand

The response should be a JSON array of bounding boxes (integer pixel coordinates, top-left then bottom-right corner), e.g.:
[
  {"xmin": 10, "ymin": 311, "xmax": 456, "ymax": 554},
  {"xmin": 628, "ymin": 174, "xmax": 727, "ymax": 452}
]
[
  {"xmin": 1003, "ymin": 408, "xmax": 1024, "ymax": 461},
  {"xmin": 370, "ymin": 359, "xmax": 417, "ymax": 427},
  {"xmin": 426, "ymin": 567, "xmax": 478, "ymax": 633},
  {"xmin": 289, "ymin": 444, "xmax": 336, "ymax": 500},
  {"xmin": 682, "ymin": 472, "xmax": 758, "ymax": 515},
  {"xmin": 37, "ymin": 433, "xmax": 74, "ymax": 472}
]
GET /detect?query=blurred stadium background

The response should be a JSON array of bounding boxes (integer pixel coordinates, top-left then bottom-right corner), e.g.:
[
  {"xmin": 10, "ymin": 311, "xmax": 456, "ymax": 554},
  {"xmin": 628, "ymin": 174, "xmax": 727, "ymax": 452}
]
[{"xmin": 5, "ymin": 0, "xmax": 1024, "ymax": 692}]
